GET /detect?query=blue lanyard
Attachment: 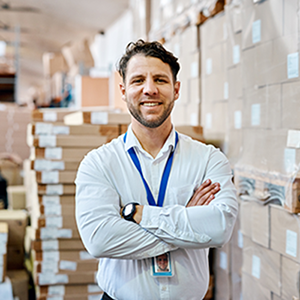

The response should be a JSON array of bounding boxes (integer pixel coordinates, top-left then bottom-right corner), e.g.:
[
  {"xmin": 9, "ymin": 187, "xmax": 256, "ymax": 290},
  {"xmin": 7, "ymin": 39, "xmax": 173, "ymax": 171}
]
[{"xmin": 123, "ymin": 131, "xmax": 179, "ymax": 207}]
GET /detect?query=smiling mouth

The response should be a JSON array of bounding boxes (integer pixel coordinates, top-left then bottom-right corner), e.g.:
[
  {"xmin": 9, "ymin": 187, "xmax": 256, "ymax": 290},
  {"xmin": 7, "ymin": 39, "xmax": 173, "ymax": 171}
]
[{"xmin": 141, "ymin": 102, "xmax": 161, "ymax": 107}]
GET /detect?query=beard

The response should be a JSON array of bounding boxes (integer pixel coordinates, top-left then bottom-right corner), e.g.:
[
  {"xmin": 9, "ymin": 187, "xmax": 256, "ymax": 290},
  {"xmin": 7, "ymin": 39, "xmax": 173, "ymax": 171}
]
[{"xmin": 126, "ymin": 99, "xmax": 175, "ymax": 129}]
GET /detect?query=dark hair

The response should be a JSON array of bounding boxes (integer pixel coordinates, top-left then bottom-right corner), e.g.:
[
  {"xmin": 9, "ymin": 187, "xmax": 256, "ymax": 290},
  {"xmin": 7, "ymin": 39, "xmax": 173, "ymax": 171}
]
[{"xmin": 117, "ymin": 39, "xmax": 180, "ymax": 83}]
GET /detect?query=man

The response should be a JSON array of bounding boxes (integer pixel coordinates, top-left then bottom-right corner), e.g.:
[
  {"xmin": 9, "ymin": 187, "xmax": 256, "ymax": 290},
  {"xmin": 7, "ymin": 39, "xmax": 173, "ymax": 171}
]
[
  {"xmin": 75, "ymin": 40, "xmax": 238, "ymax": 300},
  {"xmin": 156, "ymin": 253, "xmax": 170, "ymax": 272}
]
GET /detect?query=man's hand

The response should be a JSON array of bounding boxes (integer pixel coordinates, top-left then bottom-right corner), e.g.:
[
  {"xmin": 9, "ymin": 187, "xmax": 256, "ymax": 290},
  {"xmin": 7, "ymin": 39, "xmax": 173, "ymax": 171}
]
[{"xmin": 187, "ymin": 179, "xmax": 220, "ymax": 207}]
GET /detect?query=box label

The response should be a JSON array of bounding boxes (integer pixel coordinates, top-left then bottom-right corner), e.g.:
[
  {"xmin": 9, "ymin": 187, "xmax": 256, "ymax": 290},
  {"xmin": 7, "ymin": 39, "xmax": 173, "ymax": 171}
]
[
  {"xmin": 42, "ymin": 195, "xmax": 60, "ymax": 205},
  {"xmin": 35, "ymin": 122, "xmax": 53, "ymax": 135},
  {"xmin": 219, "ymin": 251, "xmax": 227, "ymax": 270},
  {"xmin": 45, "ymin": 147, "xmax": 62, "ymax": 160},
  {"xmin": 284, "ymin": 148, "xmax": 296, "ymax": 173},
  {"xmin": 43, "ymin": 112, "xmax": 57, "ymax": 122},
  {"xmin": 42, "ymin": 261, "xmax": 58, "ymax": 273},
  {"xmin": 52, "ymin": 126, "xmax": 70, "ymax": 135},
  {"xmin": 287, "ymin": 130, "xmax": 300, "ymax": 148},
  {"xmin": 251, "ymin": 104, "xmax": 260, "ymax": 126},
  {"xmin": 252, "ymin": 20, "xmax": 261, "ymax": 44},
  {"xmin": 0, "ymin": 233, "xmax": 8, "ymax": 245},
  {"xmin": 88, "ymin": 285, "xmax": 102, "ymax": 293},
  {"xmin": 41, "ymin": 228, "xmax": 59, "ymax": 239},
  {"xmin": 59, "ymin": 260, "xmax": 77, "ymax": 271},
  {"xmin": 44, "ymin": 204, "xmax": 62, "ymax": 216},
  {"xmin": 286, "ymin": 229, "xmax": 297, "ymax": 257},
  {"xmin": 206, "ymin": 58, "xmax": 212, "ymax": 75},
  {"xmin": 233, "ymin": 45, "xmax": 240, "ymax": 64},
  {"xmin": 49, "ymin": 285, "xmax": 65, "ymax": 295},
  {"xmin": 39, "ymin": 135, "xmax": 56, "ymax": 147},
  {"xmin": 91, "ymin": 112, "xmax": 108, "ymax": 124},
  {"xmin": 42, "ymin": 171, "xmax": 59, "ymax": 184},
  {"xmin": 234, "ymin": 110, "xmax": 242, "ymax": 129},
  {"xmin": 238, "ymin": 230, "xmax": 243, "ymax": 248},
  {"xmin": 43, "ymin": 251, "xmax": 60, "ymax": 261},
  {"xmin": 190, "ymin": 113, "xmax": 198, "ymax": 126},
  {"xmin": 45, "ymin": 185, "xmax": 63, "ymax": 195},
  {"xmin": 58, "ymin": 229, "xmax": 72, "ymax": 238},
  {"xmin": 42, "ymin": 240, "xmax": 59, "ymax": 251},
  {"xmin": 252, "ymin": 255, "xmax": 261, "ymax": 279},
  {"xmin": 80, "ymin": 251, "xmax": 94, "ymax": 260},
  {"xmin": 89, "ymin": 295, "xmax": 101, "ymax": 300},
  {"xmin": 46, "ymin": 216, "xmax": 63, "ymax": 228},
  {"xmin": 287, "ymin": 52, "xmax": 299, "ymax": 79}
]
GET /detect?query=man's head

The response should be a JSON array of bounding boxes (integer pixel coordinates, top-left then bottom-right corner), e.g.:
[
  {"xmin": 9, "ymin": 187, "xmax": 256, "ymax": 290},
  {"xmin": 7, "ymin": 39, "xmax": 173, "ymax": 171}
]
[
  {"xmin": 156, "ymin": 253, "xmax": 169, "ymax": 271},
  {"xmin": 117, "ymin": 39, "xmax": 180, "ymax": 84}
]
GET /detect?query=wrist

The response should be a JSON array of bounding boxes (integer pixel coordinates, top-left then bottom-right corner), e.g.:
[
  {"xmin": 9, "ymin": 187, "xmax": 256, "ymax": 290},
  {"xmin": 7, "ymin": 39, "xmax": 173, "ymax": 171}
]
[{"xmin": 133, "ymin": 205, "xmax": 144, "ymax": 224}]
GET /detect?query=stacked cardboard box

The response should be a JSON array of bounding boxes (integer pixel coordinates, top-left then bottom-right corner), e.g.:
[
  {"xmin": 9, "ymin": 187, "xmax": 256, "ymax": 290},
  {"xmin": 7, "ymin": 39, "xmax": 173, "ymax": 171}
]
[{"xmin": 26, "ymin": 108, "xmax": 131, "ymax": 299}]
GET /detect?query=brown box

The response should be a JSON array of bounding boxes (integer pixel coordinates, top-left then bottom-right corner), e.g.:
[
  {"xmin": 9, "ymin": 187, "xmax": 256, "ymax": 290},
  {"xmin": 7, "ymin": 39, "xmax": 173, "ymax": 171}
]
[
  {"xmin": 37, "ymin": 184, "xmax": 76, "ymax": 196},
  {"xmin": 32, "ymin": 249, "xmax": 95, "ymax": 262},
  {"xmin": 64, "ymin": 110, "xmax": 131, "ymax": 126},
  {"xmin": 33, "ymin": 147, "xmax": 92, "ymax": 161},
  {"xmin": 32, "ymin": 227, "xmax": 79, "ymax": 240},
  {"xmin": 35, "ymin": 170, "xmax": 77, "ymax": 184},
  {"xmin": 37, "ymin": 283, "xmax": 102, "ymax": 296},
  {"xmin": 7, "ymin": 269, "xmax": 29, "ymax": 300},
  {"xmin": 32, "ymin": 159, "xmax": 80, "ymax": 171},
  {"xmin": 34, "ymin": 259, "xmax": 98, "ymax": 274},
  {"xmin": 37, "ymin": 293, "xmax": 103, "ymax": 300},
  {"xmin": 39, "ymin": 203, "xmax": 75, "ymax": 216},
  {"xmin": 31, "ymin": 109, "xmax": 76, "ymax": 123},
  {"xmin": 216, "ymin": 242, "xmax": 231, "ymax": 273},
  {"xmin": 242, "ymin": 236, "xmax": 280, "ymax": 295},
  {"xmin": 241, "ymin": 272, "xmax": 271, "ymax": 300},
  {"xmin": 36, "ymin": 270, "xmax": 97, "ymax": 286},
  {"xmin": 282, "ymin": 255, "xmax": 300, "ymax": 299},
  {"xmin": 270, "ymin": 204, "xmax": 300, "ymax": 262},
  {"xmin": 31, "ymin": 239, "xmax": 84, "ymax": 251},
  {"xmin": 38, "ymin": 195, "xmax": 75, "ymax": 205},
  {"xmin": 34, "ymin": 215, "xmax": 77, "ymax": 230},
  {"xmin": 7, "ymin": 186, "xmax": 26, "ymax": 210},
  {"xmin": 0, "ymin": 210, "xmax": 27, "ymax": 247},
  {"xmin": 214, "ymin": 267, "xmax": 231, "ymax": 300},
  {"xmin": 32, "ymin": 135, "xmax": 108, "ymax": 148}
]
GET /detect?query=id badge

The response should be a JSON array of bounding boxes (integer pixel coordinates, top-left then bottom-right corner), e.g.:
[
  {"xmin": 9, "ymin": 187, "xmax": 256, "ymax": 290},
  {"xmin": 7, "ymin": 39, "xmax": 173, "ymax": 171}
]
[{"xmin": 151, "ymin": 252, "xmax": 174, "ymax": 277}]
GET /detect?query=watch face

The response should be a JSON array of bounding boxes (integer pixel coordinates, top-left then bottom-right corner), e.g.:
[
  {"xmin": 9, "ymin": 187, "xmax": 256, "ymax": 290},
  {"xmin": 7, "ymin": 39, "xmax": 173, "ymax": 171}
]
[{"xmin": 124, "ymin": 204, "xmax": 133, "ymax": 216}]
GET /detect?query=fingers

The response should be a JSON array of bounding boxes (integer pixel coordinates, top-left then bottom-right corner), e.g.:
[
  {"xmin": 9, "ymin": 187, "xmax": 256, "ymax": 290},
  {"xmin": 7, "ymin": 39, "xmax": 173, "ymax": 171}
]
[{"xmin": 187, "ymin": 180, "xmax": 221, "ymax": 207}]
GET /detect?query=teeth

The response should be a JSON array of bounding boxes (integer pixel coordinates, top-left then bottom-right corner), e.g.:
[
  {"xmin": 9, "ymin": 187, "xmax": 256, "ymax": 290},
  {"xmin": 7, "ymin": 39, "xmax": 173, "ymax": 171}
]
[{"xmin": 143, "ymin": 103, "xmax": 159, "ymax": 106}]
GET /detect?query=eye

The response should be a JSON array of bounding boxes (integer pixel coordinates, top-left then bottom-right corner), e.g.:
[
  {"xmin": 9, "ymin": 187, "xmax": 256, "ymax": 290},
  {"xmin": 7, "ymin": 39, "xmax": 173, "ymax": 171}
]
[{"xmin": 156, "ymin": 78, "xmax": 167, "ymax": 83}]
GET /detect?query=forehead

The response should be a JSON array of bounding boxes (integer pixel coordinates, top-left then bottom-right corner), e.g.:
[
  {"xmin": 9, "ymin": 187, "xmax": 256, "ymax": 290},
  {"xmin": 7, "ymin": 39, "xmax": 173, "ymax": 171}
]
[{"xmin": 126, "ymin": 54, "xmax": 172, "ymax": 78}]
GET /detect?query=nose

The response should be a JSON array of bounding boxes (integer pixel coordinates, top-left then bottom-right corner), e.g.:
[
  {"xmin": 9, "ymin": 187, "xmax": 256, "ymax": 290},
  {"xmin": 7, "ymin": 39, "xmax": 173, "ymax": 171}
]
[{"xmin": 143, "ymin": 78, "xmax": 158, "ymax": 96}]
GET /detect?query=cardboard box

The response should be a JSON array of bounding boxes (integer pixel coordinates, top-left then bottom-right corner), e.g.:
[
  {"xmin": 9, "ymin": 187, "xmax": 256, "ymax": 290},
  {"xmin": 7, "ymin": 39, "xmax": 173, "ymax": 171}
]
[
  {"xmin": 37, "ymin": 293, "xmax": 103, "ymax": 300},
  {"xmin": 37, "ymin": 283, "xmax": 102, "ymax": 296},
  {"xmin": 270, "ymin": 204, "xmax": 300, "ymax": 262},
  {"xmin": 33, "ymin": 214, "xmax": 77, "ymax": 230},
  {"xmin": 282, "ymin": 255, "xmax": 300, "ymax": 299},
  {"xmin": 7, "ymin": 269, "xmax": 29, "ymax": 300},
  {"xmin": 30, "ymin": 122, "xmax": 120, "ymax": 137},
  {"xmin": 36, "ymin": 270, "xmax": 97, "ymax": 286},
  {"xmin": 31, "ymin": 239, "xmax": 84, "ymax": 251},
  {"xmin": 242, "ymin": 236, "xmax": 281, "ymax": 295},
  {"xmin": 34, "ymin": 259, "xmax": 98, "ymax": 274},
  {"xmin": 32, "ymin": 227, "xmax": 79, "ymax": 241},
  {"xmin": 7, "ymin": 186, "xmax": 26, "ymax": 210},
  {"xmin": 0, "ymin": 222, "xmax": 8, "ymax": 282},
  {"xmin": 7, "ymin": 246, "xmax": 25, "ymax": 270},
  {"xmin": 35, "ymin": 170, "xmax": 77, "ymax": 184},
  {"xmin": 241, "ymin": 272, "xmax": 271, "ymax": 300},
  {"xmin": 215, "ymin": 242, "xmax": 231, "ymax": 274},
  {"xmin": 37, "ymin": 184, "xmax": 76, "ymax": 196},
  {"xmin": 64, "ymin": 110, "xmax": 131, "ymax": 126},
  {"xmin": 33, "ymin": 147, "xmax": 91, "ymax": 161},
  {"xmin": 32, "ymin": 159, "xmax": 80, "ymax": 171},
  {"xmin": 0, "ymin": 210, "xmax": 27, "ymax": 247},
  {"xmin": 32, "ymin": 109, "xmax": 76, "ymax": 123},
  {"xmin": 32, "ymin": 249, "xmax": 94, "ymax": 263},
  {"xmin": 38, "ymin": 195, "xmax": 75, "ymax": 206},
  {"xmin": 39, "ymin": 203, "xmax": 75, "ymax": 216},
  {"xmin": 32, "ymin": 135, "xmax": 108, "ymax": 148},
  {"xmin": 214, "ymin": 267, "xmax": 231, "ymax": 300}
]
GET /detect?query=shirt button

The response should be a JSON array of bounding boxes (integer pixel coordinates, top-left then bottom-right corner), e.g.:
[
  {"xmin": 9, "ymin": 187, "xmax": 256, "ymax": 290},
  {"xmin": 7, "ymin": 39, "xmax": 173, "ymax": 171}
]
[{"xmin": 162, "ymin": 286, "xmax": 167, "ymax": 291}]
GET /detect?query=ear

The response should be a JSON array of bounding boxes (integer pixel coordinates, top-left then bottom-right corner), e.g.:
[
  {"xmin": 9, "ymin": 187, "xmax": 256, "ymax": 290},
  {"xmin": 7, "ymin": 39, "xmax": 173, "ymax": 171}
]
[
  {"xmin": 174, "ymin": 81, "xmax": 180, "ymax": 100},
  {"xmin": 119, "ymin": 83, "xmax": 126, "ymax": 102}
]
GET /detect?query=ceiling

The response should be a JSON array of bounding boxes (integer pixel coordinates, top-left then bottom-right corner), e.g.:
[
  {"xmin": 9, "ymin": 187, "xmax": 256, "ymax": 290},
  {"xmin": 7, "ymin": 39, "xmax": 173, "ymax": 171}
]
[{"xmin": 0, "ymin": 0, "xmax": 129, "ymax": 102}]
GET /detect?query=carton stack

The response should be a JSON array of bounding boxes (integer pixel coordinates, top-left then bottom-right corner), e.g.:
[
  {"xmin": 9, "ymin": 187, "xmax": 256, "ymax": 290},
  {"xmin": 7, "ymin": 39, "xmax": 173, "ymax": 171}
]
[{"xmin": 25, "ymin": 108, "xmax": 131, "ymax": 300}]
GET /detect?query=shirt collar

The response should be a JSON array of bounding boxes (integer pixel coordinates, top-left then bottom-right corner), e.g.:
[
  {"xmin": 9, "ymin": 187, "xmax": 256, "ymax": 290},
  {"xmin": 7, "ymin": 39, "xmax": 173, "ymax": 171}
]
[{"xmin": 124, "ymin": 124, "xmax": 177, "ymax": 156}]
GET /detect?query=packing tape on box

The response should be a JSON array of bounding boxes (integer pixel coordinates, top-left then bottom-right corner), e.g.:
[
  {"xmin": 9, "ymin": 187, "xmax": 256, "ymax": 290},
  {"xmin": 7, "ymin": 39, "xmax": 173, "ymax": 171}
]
[
  {"xmin": 43, "ymin": 250, "xmax": 60, "ymax": 262},
  {"xmin": 42, "ymin": 171, "xmax": 59, "ymax": 184},
  {"xmin": 39, "ymin": 135, "xmax": 57, "ymax": 147},
  {"xmin": 44, "ymin": 204, "xmax": 62, "ymax": 216},
  {"xmin": 42, "ymin": 240, "xmax": 59, "ymax": 251},
  {"xmin": 39, "ymin": 273, "xmax": 68, "ymax": 285},
  {"xmin": 42, "ymin": 261, "xmax": 59, "ymax": 273},
  {"xmin": 45, "ymin": 216, "xmax": 63, "ymax": 228},
  {"xmin": 41, "ymin": 228, "xmax": 72, "ymax": 240},
  {"xmin": 35, "ymin": 122, "xmax": 53, "ymax": 135},
  {"xmin": 35, "ymin": 159, "xmax": 65, "ymax": 171},
  {"xmin": 88, "ymin": 284, "xmax": 102, "ymax": 293},
  {"xmin": 43, "ymin": 112, "xmax": 57, "ymax": 122},
  {"xmin": 91, "ymin": 112, "xmax": 108, "ymax": 124},
  {"xmin": 80, "ymin": 251, "xmax": 94, "ymax": 260},
  {"xmin": 52, "ymin": 126, "xmax": 70, "ymax": 135}
]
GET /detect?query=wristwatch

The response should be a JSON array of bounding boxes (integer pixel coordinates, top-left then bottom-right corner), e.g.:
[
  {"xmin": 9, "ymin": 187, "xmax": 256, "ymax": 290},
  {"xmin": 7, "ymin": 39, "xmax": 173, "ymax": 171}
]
[{"xmin": 121, "ymin": 202, "xmax": 140, "ymax": 223}]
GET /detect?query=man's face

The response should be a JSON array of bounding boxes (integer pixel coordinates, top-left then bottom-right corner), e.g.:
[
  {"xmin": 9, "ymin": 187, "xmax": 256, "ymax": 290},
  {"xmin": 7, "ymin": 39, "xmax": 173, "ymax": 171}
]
[
  {"xmin": 157, "ymin": 254, "xmax": 168, "ymax": 271},
  {"xmin": 120, "ymin": 54, "xmax": 180, "ymax": 129}
]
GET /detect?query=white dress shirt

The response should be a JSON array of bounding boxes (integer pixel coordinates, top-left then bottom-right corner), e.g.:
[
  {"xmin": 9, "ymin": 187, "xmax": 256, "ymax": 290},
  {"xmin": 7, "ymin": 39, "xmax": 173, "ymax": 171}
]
[{"xmin": 75, "ymin": 125, "xmax": 238, "ymax": 300}]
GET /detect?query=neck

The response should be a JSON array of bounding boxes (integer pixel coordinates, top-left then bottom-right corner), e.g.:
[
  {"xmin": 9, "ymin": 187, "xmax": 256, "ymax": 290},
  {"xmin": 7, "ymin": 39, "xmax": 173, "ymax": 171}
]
[{"xmin": 131, "ymin": 119, "xmax": 172, "ymax": 158}]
